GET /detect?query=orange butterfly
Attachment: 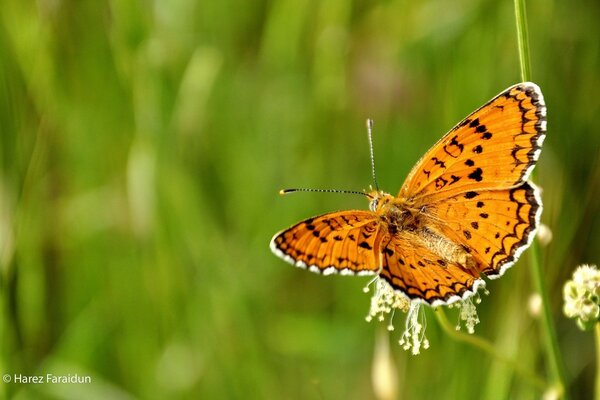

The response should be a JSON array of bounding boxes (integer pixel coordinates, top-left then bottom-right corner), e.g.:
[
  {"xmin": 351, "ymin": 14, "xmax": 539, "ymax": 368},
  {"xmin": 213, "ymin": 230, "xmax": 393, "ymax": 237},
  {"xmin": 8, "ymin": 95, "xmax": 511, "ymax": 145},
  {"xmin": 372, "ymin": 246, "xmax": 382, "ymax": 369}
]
[{"xmin": 271, "ymin": 82, "xmax": 545, "ymax": 307}]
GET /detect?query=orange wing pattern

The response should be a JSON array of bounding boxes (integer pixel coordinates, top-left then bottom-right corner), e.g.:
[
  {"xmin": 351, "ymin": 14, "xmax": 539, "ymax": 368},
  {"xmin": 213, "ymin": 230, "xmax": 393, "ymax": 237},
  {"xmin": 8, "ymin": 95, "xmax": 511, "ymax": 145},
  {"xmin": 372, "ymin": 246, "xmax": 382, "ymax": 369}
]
[
  {"xmin": 271, "ymin": 82, "xmax": 546, "ymax": 307},
  {"xmin": 400, "ymin": 83, "xmax": 546, "ymax": 202},
  {"xmin": 428, "ymin": 182, "xmax": 541, "ymax": 279},
  {"xmin": 378, "ymin": 232, "xmax": 486, "ymax": 306},
  {"xmin": 270, "ymin": 211, "xmax": 383, "ymax": 276}
]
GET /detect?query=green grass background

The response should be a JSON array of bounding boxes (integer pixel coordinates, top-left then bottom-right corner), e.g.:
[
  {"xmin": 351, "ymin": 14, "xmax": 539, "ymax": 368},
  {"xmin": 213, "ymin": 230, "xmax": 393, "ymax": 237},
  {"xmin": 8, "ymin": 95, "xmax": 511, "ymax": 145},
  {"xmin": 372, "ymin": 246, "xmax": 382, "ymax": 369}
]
[{"xmin": 1, "ymin": 0, "xmax": 599, "ymax": 398}]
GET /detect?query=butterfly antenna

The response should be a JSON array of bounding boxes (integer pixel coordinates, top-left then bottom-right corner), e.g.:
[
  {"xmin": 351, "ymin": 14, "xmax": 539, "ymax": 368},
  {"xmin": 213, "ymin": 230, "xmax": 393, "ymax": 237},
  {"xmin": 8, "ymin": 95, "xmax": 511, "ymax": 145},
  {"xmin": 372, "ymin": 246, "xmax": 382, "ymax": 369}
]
[
  {"xmin": 366, "ymin": 119, "xmax": 379, "ymax": 191},
  {"xmin": 279, "ymin": 121, "xmax": 381, "ymax": 200},
  {"xmin": 279, "ymin": 188, "xmax": 373, "ymax": 199}
]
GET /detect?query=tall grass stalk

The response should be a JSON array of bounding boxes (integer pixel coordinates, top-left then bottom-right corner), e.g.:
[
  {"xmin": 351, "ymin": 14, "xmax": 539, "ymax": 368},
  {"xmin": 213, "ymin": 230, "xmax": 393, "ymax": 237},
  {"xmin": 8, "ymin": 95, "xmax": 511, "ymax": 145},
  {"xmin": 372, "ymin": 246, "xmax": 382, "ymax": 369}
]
[
  {"xmin": 513, "ymin": 0, "xmax": 569, "ymax": 397},
  {"xmin": 513, "ymin": 0, "xmax": 532, "ymax": 82}
]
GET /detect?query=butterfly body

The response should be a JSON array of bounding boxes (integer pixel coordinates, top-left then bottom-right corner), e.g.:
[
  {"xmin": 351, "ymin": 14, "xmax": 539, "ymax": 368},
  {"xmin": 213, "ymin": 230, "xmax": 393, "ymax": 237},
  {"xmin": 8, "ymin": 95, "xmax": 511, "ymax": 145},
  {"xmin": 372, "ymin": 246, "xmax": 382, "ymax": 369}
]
[
  {"xmin": 371, "ymin": 189, "xmax": 478, "ymax": 271},
  {"xmin": 369, "ymin": 191, "xmax": 419, "ymax": 233},
  {"xmin": 271, "ymin": 82, "xmax": 546, "ymax": 307}
]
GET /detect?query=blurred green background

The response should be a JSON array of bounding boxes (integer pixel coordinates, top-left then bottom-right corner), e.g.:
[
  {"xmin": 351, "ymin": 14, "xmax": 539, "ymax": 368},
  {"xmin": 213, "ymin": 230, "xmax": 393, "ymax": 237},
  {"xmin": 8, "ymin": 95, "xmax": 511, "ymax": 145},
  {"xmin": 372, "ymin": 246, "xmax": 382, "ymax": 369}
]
[{"xmin": 1, "ymin": 0, "xmax": 599, "ymax": 398}]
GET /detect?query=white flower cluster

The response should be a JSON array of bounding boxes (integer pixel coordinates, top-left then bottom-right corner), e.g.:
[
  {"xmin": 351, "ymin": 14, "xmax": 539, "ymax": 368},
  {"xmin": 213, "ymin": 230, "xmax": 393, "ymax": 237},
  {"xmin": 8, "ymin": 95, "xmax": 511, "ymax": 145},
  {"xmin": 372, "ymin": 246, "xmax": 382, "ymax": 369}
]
[
  {"xmin": 364, "ymin": 278, "xmax": 430, "ymax": 354},
  {"xmin": 364, "ymin": 277, "xmax": 410, "ymax": 327},
  {"xmin": 563, "ymin": 264, "xmax": 600, "ymax": 330},
  {"xmin": 450, "ymin": 295, "xmax": 483, "ymax": 334},
  {"xmin": 364, "ymin": 277, "xmax": 486, "ymax": 354},
  {"xmin": 398, "ymin": 302, "xmax": 430, "ymax": 355}
]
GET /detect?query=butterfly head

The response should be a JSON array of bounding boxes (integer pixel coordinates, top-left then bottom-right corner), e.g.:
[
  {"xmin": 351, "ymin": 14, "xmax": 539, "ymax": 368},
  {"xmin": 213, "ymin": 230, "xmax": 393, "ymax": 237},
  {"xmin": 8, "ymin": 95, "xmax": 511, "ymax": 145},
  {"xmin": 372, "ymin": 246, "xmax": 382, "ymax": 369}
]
[
  {"xmin": 367, "ymin": 190, "xmax": 395, "ymax": 212},
  {"xmin": 368, "ymin": 189, "xmax": 425, "ymax": 235}
]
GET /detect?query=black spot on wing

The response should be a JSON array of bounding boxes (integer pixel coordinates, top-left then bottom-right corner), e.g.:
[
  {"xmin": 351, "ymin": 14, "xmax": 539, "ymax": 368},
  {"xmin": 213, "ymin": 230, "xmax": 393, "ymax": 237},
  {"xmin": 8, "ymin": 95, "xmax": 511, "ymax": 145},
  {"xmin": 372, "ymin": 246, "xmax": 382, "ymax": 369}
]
[
  {"xmin": 359, "ymin": 241, "xmax": 372, "ymax": 250},
  {"xmin": 435, "ymin": 177, "xmax": 448, "ymax": 190},
  {"xmin": 443, "ymin": 135, "xmax": 464, "ymax": 158},
  {"xmin": 468, "ymin": 168, "xmax": 483, "ymax": 182},
  {"xmin": 449, "ymin": 175, "xmax": 461, "ymax": 185},
  {"xmin": 431, "ymin": 157, "xmax": 446, "ymax": 169}
]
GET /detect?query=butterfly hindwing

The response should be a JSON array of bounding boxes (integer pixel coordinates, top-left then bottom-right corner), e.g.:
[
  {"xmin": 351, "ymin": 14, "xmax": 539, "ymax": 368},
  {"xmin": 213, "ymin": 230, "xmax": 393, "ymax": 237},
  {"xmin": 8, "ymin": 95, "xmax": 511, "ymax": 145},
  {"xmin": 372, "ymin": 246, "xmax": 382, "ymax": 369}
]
[
  {"xmin": 428, "ymin": 182, "xmax": 542, "ymax": 279},
  {"xmin": 379, "ymin": 232, "xmax": 485, "ymax": 305},
  {"xmin": 270, "ymin": 211, "xmax": 383, "ymax": 276}
]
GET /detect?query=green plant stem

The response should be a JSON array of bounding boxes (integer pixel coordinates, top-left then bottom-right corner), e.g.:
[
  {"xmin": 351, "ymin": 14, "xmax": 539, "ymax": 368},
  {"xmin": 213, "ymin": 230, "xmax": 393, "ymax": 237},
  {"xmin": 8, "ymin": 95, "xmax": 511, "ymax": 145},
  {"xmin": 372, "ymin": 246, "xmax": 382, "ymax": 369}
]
[
  {"xmin": 596, "ymin": 323, "xmax": 600, "ymax": 400},
  {"xmin": 529, "ymin": 243, "xmax": 568, "ymax": 398},
  {"xmin": 435, "ymin": 308, "xmax": 546, "ymax": 391},
  {"xmin": 513, "ymin": 0, "xmax": 569, "ymax": 397},
  {"xmin": 513, "ymin": 0, "xmax": 532, "ymax": 82}
]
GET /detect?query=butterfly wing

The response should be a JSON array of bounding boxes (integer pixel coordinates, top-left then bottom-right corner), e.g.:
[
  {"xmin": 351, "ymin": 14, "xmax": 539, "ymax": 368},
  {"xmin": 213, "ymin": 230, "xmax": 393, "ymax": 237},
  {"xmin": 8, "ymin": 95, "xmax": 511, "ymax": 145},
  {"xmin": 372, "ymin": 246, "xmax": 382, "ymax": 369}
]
[
  {"xmin": 399, "ymin": 82, "xmax": 546, "ymax": 201},
  {"xmin": 270, "ymin": 211, "xmax": 384, "ymax": 276},
  {"xmin": 427, "ymin": 182, "xmax": 541, "ymax": 279},
  {"xmin": 391, "ymin": 83, "xmax": 545, "ymax": 298},
  {"xmin": 379, "ymin": 232, "xmax": 485, "ymax": 306},
  {"xmin": 271, "ymin": 83, "xmax": 546, "ymax": 306}
]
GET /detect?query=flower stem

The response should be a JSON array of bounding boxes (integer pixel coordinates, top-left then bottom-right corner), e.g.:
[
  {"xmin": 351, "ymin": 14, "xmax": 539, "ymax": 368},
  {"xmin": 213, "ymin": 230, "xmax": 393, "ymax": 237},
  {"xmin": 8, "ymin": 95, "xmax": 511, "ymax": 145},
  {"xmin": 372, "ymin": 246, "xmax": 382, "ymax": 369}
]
[
  {"xmin": 529, "ymin": 242, "xmax": 568, "ymax": 398},
  {"xmin": 513, "ymin": 0, "xmax": 569, "ymax": 397},
  {"xmin": 513, "ymin": 0, "xmax": 532, "ymax": 82},
  {"xmin": 435, "ymin": 308, "xmax": 546, "ymax": 391}
]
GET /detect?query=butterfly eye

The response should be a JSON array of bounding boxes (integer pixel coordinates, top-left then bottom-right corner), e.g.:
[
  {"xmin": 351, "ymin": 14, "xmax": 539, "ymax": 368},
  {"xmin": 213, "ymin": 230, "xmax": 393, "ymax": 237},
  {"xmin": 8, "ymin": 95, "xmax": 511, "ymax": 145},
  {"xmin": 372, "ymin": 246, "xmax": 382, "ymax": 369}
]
[{"xmin": 369, "ymin": 199, "xmax": 379, "ymax": 212}]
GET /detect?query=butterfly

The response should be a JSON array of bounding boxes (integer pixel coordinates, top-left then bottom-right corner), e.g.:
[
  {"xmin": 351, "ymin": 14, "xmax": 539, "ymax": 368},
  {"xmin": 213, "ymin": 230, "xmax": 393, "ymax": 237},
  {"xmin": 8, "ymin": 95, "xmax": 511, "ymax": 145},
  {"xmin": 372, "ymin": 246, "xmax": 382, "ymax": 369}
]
[{"xmin": 270, "ymin": 82, "xmax": 546, "ymax": 307}]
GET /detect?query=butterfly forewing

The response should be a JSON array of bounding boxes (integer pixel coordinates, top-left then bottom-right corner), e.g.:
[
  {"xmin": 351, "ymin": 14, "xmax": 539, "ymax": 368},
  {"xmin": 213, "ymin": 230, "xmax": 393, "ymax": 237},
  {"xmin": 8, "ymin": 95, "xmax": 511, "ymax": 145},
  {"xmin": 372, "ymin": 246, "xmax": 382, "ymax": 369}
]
[
  {"xmin": 400, "ymin": 83, "xmax": 546, "ymax": 202},
  {"xmin": 270, "ymin": 211, "xmax": 383, "ymax": 275}
]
